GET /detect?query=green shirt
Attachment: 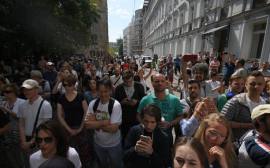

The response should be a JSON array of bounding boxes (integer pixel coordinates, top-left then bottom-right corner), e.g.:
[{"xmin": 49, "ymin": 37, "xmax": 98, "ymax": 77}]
[
  {"xmin": 218, "ymin": 94, "xmax": 227, "ymax": 112},
  {"xmin": 137, "ymin": 93, "xmax": 183, "ymax": 137}
]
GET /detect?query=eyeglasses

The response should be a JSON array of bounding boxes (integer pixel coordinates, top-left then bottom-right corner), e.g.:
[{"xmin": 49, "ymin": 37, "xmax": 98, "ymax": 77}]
[
  {"xmin": 207, "ymin": 130, "xmax": 228, "ymax": 142},
  {"xmin": 3, "ymin": 90, "xmax": 12, "ymax": 94},
  {"xmin": 36, "ymin": 137, "xmax": 53, "ymax": 144},
  {"xmin": 63, "ymin": 83, "xmax": 73, "ymax": 87}
]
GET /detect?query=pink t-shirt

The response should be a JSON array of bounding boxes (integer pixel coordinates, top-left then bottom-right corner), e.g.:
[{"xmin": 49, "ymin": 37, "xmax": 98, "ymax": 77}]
[{"xmin": 210, "ymin": 61, "xmax": 220, "ymax": 70}]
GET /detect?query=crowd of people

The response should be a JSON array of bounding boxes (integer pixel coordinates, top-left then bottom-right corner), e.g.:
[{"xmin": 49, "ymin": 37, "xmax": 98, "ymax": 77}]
[{"xmin": 0, "ymin": 52, "xmax": 270, "ymax": 168}]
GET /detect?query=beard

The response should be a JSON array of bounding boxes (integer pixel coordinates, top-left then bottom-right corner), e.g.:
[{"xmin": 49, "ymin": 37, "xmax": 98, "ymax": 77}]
[{"xmin": 189, "ymin": 93, "xmax": 198, "ymax": 99}]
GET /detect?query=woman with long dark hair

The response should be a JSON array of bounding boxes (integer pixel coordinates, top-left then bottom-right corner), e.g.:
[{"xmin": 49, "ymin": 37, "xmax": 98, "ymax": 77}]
[{"xmin": 30, "ymin": 120, "xmax": 81, "ymax": 168}]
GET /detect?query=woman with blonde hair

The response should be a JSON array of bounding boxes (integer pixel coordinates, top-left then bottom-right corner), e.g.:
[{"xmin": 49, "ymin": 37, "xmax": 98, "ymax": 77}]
[{"xmin": 194, "ymin": 113, "xmax": 237, "ymax": 168}]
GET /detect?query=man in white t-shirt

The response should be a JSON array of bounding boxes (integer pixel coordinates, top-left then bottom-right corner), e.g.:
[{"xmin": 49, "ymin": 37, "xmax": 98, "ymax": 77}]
[
  {"xmin": 85, "ymin": 79, "xmax": 122, "ymax": 168},
  {"xmin": 259, "ymin": 61, "xmax": 270, "ymax": 77},
  {"xmin": 207, "ymin": 71, "xmax": 224, "ymax": 107},
  {"xmin": 18, "ymin": 79, "xmax": 52, "ymax": 154},
  {"xmin": 30, "ymin": 121, "xmax": 81, "ymax": 168},
  {"xmin": 110, "ymin": 68, "xmax": 123, "ymax": 87}
]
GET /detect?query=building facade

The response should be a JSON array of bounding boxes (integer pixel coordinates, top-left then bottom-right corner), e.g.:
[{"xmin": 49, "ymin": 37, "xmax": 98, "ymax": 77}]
[
  {"xmin": 109, "ymin": 42, "xmax": 117, "ymax": 49},
  {"xmin": 123, "ymin": 21, "xmax": 135, "ymax": 56},
  {"xmin": 133, "ymin": 9, "xmax": 144, "ymax": 55},
  {"xmin": 77, "ymin": 0, "xmax": 109, "ymax": 57},
  {"xmin": 142, "ymin": 0, "xmax": 270, "ymax": 63}
]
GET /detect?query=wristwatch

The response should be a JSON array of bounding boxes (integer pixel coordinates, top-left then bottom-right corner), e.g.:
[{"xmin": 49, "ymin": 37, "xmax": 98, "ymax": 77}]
[{"xmin": 170, "ymin": 121, "xmax": 173, "ymax": 127}]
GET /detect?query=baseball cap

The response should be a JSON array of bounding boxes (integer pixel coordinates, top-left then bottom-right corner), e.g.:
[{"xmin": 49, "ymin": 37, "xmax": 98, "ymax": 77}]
[
  {"xmin": 46, "ymin": 62, "xmax": 54, "ymax": 66},
  {"xmin": 21, "ymin": 79, "xmax": 39, "ymax": 89},
  {"xmin": 251, "ymin": 104, "xmax": 270, "ymax": 120},
  {"xmin": 38, "ymin": 156, "xmax": 75, "ymax": 168}
]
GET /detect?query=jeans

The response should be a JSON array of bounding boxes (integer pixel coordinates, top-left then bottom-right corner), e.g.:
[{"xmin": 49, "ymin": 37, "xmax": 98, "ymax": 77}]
[
  {"xmin": 94, "ymin": 142, "xmax": 123, "ymax": 168},
  {"xmin": 175, "ymin": 65, "xmax": 180, "ymax": 75}
]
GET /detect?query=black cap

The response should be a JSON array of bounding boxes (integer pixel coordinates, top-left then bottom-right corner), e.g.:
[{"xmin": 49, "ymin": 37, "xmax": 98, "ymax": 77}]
[{"xmin": 38, "ymin": 156, "xmax": 75, "ymax": 168}]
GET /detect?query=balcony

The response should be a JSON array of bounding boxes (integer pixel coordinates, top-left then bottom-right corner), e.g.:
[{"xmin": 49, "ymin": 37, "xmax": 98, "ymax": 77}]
[
  {"xmin": 189, "ymin": 23, "xmax": 193, "ymax": 31},
  {"xmin": 220, "ymin": 7, "xmax": 229, "ymax": 20},
  {"xmin": 253, "ymin": 0, "xmax": 268, "ymax": 8}
]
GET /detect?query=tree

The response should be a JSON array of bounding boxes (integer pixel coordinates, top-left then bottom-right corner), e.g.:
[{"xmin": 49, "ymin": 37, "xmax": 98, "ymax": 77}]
[
  {"xmin": 119, "ymin": 42, "xmax": 123, "ymax": 56},
  {"xmin": 0, "ymin": 0, "xmax": 101, "ymax": 57},
  {"xmin": 109, "ymin": 47, "xmax": 116, "ymax": 56}
]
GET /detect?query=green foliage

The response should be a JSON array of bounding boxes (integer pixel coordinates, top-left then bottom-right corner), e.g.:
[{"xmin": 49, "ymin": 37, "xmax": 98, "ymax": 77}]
[
  {"xmin": 116, "ymin": 38, "xmax": 123, "ymax": 47},
  {"xmin": 119, "ymin": 42, "xmax": 123, "ymax": 56},
  {"xmin": 0, "ymin": 0, "xmax": 101, "ymax": 57},
  {"xmin": 109, "ymin": 46, "xmax": 116, "ymax": 56}
]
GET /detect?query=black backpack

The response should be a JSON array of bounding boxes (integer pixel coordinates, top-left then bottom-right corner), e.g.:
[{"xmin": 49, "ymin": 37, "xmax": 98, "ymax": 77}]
[
  {"xmin": 233, "ymin": 130, "xmax": 257, "ymax": 155},
  {"xmin": 93, "ymin": 98, "xmax": 115, "ymax": 116}
]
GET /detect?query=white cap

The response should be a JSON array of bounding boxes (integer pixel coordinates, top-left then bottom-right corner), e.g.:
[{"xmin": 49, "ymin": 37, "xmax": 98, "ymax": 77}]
[
  {"xmin": 251, "ymin": 104, "xmax": 270, "ymax": 120},
  {"xmin": 46, "ymin": 62, "xmax": 54, "ymax": 66},
  {"xmin": 21, "ymin": 79, "xmax": 39, "ymax": 89}
]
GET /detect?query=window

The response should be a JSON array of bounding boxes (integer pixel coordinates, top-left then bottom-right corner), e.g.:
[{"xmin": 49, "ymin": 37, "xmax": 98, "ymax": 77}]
[{"xmin": 250, "ymin": 23, "xmax": 266, "ymax": 59}]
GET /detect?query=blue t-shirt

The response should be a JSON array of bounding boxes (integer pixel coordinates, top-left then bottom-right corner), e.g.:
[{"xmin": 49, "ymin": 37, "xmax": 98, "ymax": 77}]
[
  {"xmin": 42, "ymin": 71, "xmax": 58, "ymax": 84},
  {"xmin": 223, "ymin": 62, "xmax": 235, "ymax": 77},
  {"xmin": 137, "ymin": 93, "xmax": 183, "ymax": 137},
  {"xmin": 174, "ymin": 58, "xmax": 181, "ymax": 66},
  {"xmin": 247, "ymin": 66, "xmax": 258, "ymax": 72}
]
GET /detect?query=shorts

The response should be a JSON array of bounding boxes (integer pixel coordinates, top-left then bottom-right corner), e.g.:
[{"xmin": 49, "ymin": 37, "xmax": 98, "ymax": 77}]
[
  {"xmin": 168, "ymin": 77, "xmax": 173, "ymax": 83},
  {"xmin": 221, "ymin": 76, "xmax": 230, "ymax": 87}
]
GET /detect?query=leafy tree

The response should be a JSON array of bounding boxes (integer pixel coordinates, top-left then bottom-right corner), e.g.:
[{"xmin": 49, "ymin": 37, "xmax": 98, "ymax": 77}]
[
  {"xmin": 109, "ymin": 46, "xmax": 116, "ymax": 56},
  {"xmin": 0, "ymin": 0, "xmax": 101, "ymax": 57},
  {"xmin": 119, "ymin": 42, "xmax": 123, "ymax": 56}
]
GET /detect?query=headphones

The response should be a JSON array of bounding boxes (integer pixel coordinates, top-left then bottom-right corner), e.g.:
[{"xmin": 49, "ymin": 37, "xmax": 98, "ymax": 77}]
[{"xmin": 226, "ymin": 91, "xmax": 235, "ymax": 101}]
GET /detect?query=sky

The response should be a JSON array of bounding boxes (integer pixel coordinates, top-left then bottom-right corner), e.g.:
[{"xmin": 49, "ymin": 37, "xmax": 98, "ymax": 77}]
[{"xmin": 108, "ymin": 0, "xmax": 144, "ymax": 42}]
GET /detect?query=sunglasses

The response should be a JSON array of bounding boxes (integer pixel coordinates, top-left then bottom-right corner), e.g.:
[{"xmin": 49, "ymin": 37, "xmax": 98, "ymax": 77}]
[
  {"xmin": 36, "ymin": 137, "xmax": 53, "ymax": 144},
  {"xmin": 3, "ymin": 90, "xmax": 12, "ymax": 94},
  {"xmin": 63, "ymin": 83, "xmax": 73, "ymax": 87}
]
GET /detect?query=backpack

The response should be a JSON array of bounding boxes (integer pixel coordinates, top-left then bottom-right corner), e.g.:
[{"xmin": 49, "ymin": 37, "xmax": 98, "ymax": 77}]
[
  {"xmin": 93, "ymin": 97, "xmax": 115, "ymax": 116},
  {"xmin": 233, "ymin": 130, "xmax": 257, "ymax": 155},
  {"xmin": 40, "ymin": 80, "xmax": 54, "ymax": 101},
  {"xmin": 40, "ymin": 80, "xmax": 54, "ymax": 94}
]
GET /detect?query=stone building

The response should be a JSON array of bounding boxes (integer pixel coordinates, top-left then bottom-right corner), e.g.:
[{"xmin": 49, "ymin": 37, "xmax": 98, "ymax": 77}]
[
  {"xmin": 142, "ymin": 0, "xmax": 270, "ymax": 63},
  {"xmin": 123, "ymin": 21, "xmax": 135, "ymax": 56},
  {"xmin": 133, "ymin": 9, "xmax": 144, "ymax": 55},
  {"xmin": 77, "ymin": 0, "xmax": 109, "ymax": 57}
]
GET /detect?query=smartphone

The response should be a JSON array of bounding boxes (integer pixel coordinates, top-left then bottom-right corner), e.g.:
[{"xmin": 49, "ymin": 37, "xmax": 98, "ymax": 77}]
[
  {"xmin": 184, "ymin": 54, "xmax": 198, "ymax": 62},
  {"xmin": 140, "ymin": 135, "xmax": 149, "ymax": 142},
  {"xmin": 206, "ymin": 93, "xmax": 214, "ymax": 101}
]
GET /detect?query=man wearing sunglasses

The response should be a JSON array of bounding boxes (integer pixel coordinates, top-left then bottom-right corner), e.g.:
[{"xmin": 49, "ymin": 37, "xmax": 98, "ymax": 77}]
[{"xmin": 18, "ymin": 79, "xmax": 52, "ymax": 154}]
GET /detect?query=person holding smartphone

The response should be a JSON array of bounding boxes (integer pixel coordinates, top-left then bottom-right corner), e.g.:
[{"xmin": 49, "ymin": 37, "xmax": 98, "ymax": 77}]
[{"xmin": 123, "ymin": 104, "xmax": 169, "ymax": 168}]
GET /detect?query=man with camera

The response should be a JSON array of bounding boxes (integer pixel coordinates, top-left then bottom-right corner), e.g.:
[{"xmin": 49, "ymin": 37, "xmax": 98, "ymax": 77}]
[{"xmin": 181, "ymin": 54, "xmax": 212, "ymax": 98}]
